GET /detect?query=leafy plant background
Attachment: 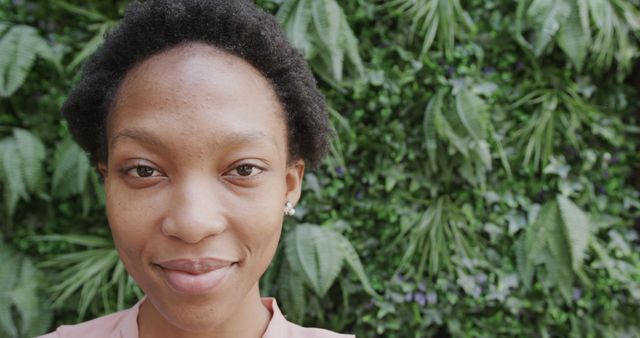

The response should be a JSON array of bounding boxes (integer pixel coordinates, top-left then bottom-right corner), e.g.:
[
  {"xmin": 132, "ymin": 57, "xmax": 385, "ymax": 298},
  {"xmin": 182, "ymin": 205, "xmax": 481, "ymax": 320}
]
[{"xmin": 1, "ymin": 0, "xmax": 639, "ymax": 337}]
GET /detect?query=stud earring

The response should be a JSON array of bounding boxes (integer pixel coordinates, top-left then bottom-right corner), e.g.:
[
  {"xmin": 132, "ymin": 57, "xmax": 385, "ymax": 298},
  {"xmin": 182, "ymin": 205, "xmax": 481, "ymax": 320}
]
[{"xmin": 284, "ymin": 201, "xmax": 296, "ymax": 216}]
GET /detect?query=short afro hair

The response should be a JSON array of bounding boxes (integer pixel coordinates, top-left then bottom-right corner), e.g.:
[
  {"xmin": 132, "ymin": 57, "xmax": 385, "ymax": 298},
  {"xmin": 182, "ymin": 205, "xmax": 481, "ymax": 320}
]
[{"xmin": 62, "ymin": 0, "xmax": 330, "ymax": 168}]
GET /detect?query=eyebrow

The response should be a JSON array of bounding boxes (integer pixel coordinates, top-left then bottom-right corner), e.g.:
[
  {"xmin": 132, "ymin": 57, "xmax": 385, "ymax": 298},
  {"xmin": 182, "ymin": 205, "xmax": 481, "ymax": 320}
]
[{"xmin": 109, "ymin": 127, "xmax": 274, "ymax": 150}]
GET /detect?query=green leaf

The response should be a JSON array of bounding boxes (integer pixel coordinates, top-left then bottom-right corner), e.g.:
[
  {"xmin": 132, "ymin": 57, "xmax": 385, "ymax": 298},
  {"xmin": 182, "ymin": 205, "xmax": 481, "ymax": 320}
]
[
  {"xmin": 340, "ymin": 14, "xmax": 365, "ymax": 77},
  {"xmin": 32, "ymin": 234, "xmax": 112, "ymax": 247},
  {"xmin": 521, "ymin": 196, "xmax": 592, "ymax": 301},
  {"xmin": 312, "ymin": 0, "xmax": 342, "ymax": 80},
  {"xmin": 67, "ymin": 22, "xmax": 114, "ymax": 71},
  {"xmin": 276, "ymin": 259, "xmax": 306, "ymax": 323},
  {"xmin": 434, "ymin": 106, "xmax": 468, "ymax": 157},
  {"xmin": 330, "ymin": 230, "xmax": 379, "ymax": 297},
  {"xmin": 390, "ymin": 0, "xmax": 475, "ymax": 59},
  {"xmin": 522, "ymin": 201, "xmax": 559, "ymax": 288},
  {"xmin": 12, "ymin": 129, "xmax": 45, "ymax": 193},
  {"xmin": 278, "ymin": 0, "xmax": 364, "ymax": 84},
  {"xmin": 38, "ymin": 237, "xmax": 129, "ymax": 320},
  {"xmin": 0, "ymin": 247, "xmax": 51, "ymax": 338},
  {"xmin": 278, "ymin": 0, "xmax": 312, "ymax": 56},
  {"xmin": 0, "ymin": 248, "xmax": 18, "ymax": 337},
  {"xmin": 0, "ymin": 25, "xmax": 55, "ymax": 97},
  {"xmin": 284, "ymin": 224, "xmax": 344, "ymax": 297},
  {"xmin": 526, "ymin": 0, "xmax": 571, "ymax": 56},
  {"xmin": 0, "ymin": 22, "xmax": 9, "ymax": 35},
  {"xmin": 0, "ymin": 138, "xmax": 26, "ymax": 220},
  {"xmin": 557, "ymin": 196, "xmax": 590, "ymax": 271},
  {"xmin": 51, "ymin": 139, "xmax": 91, "ymax": 198},
  {"xmin": 454, "ymin": 87, "xmax": 487, "ymax": 141},
  {"xmin": 557, "ymin": 0, "xmax": 590, "ymax": 69},
  {"xmin": 423, "ymin": 90, "xmax": 444, "ymax": 171}
]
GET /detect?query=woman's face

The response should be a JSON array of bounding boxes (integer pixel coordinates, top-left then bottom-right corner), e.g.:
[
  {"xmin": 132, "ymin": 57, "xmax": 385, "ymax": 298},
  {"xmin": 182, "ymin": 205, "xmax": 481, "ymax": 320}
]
[{"xmin": 100, "ymin": 43, "xmax": 303, "ymax": 331}]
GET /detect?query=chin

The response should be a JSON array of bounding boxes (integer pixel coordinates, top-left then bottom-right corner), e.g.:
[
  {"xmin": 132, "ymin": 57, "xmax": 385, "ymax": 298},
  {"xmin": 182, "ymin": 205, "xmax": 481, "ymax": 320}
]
[{"xmin": 157, "ymin": 295, "xmax": 235, "ymax": 332}]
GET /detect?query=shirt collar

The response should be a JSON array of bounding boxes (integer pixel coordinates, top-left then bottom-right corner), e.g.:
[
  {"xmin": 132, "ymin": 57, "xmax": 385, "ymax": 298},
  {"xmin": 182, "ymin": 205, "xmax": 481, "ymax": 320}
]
[{"xmin": 120, "ymin": 297, "xmax": 289, "ymax": 338}]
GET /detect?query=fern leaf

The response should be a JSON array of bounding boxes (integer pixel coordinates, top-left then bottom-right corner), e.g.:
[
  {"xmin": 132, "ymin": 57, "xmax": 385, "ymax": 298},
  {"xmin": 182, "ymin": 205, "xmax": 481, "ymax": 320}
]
[
  {"xmin": 275, "ymin": 0, "xmax": 298, "ymax": 24},
  {"xmin": 311, "ymin": 0, "xmax": 343, "ymax": 80},
  {"xmin": 0, "ymin": 25, "xmax": 54, "ymax": 97},
  {"xmin": 12, "ymin": 259, "xmax": 47, "ymax": 336},
  {"xmin": 0, "ymin": 139, "xmax": 26, "ymax": 220},
  {"xmin": 0, "ymin": 23, "xmax": 8, "ymax": 35},
  {"xmin": 281, "ymin": 0, "xmax": 313, "ymax": 56},
  {"xmin": 0, "ymin": 248, "xmax": 18, "ymax": 337},
  {"xmin": 526, "ymin": 0, "xmax": 571, "ymax": 56},
  {"xmin": 340, "ymin": 14, "xmax": 365, "ymax": 77},
  {"xmin": 51, "ymin": 139, "xmax": 91, "ymax": 198},
  {"xmin": 277, "ymin": 0, "xmax": 364, "ymax": 83},
  {"xmin": 12, "ymin": 129, "xmax": 45, "ymax": 193},
  {"xmin": 391, "ymin": 0, "xmax": 474, "ymax": 59},
  {"xmin": 0, "ymin": 247, "xmax": 51, "ymax": 337}
]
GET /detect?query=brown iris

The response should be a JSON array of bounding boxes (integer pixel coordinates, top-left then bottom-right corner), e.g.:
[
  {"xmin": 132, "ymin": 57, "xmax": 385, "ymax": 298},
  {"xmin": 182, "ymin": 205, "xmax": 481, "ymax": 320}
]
[
  {"xmin": 136, "ymin": 166, "xmax": 155, "ymax": 177},
  {"xmin": 236, "ymin": 165, "xmax": 253, "ymax": 176}
]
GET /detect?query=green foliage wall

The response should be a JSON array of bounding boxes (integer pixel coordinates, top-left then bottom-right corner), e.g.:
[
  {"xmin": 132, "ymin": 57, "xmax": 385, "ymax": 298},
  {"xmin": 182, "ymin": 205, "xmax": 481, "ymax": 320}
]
[{"xmin": 1, "ymin": 0, "xmax": 639, "ymax": 337}]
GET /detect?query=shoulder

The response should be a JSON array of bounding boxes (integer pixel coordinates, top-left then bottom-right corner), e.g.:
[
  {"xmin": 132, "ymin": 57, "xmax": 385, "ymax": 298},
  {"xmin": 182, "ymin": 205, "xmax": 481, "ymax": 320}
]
[
  {"xmin": 35, "ymin": 299, "xmax": 142, "ymax": 338},
  {"xmin": 263, "ymin": 298, "xmax": 355, "ymax": 338}
]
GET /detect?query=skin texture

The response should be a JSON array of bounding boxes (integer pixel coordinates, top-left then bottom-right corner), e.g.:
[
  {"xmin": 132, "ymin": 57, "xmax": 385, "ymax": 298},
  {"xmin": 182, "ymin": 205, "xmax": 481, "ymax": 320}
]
[{"xmin": 98, "ymin": 43, "xmax": 305, "ymax": 338}]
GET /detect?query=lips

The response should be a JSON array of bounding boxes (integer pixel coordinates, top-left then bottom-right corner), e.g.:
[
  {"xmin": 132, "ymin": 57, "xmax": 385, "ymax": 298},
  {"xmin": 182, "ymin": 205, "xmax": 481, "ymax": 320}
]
[{"xmin": 155, "ymin": 258, "xmax": 235, "ymax": 295}]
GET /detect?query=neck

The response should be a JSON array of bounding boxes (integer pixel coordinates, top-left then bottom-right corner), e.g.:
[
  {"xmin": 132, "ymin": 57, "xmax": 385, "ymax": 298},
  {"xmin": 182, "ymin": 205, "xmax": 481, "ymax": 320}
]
[{"xmin": 138, "ymin": 284, "xmax": 271, "ymax": 338}]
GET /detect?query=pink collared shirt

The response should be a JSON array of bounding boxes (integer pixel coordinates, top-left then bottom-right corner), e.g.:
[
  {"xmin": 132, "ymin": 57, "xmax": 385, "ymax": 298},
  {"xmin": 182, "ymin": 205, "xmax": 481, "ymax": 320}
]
[{"xmin": 37, "ymin": 298, "xmax": 354, "ymax": 338}]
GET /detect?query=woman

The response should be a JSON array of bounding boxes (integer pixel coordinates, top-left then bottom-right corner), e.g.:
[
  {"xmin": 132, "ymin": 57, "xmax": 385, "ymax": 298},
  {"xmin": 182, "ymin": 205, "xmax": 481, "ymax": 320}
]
[{"xmin": 39, "ymin": 0, "xmax": 352, "ymax": 337}]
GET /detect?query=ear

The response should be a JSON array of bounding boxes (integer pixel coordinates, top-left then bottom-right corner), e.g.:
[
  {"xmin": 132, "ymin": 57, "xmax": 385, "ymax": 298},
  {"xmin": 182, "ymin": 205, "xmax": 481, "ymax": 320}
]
[
  {"xmin": 285, "ymin": 159, "xmax": 305, "ymax": 206},
  {"xmin": 97, "ymin": 162, "xmax": 108, "ymax": 178}
]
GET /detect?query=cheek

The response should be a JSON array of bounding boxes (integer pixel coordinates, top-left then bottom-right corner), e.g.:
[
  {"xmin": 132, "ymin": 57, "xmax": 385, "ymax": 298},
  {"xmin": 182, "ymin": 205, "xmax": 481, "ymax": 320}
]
[
  {"xmin": 105, "ymin": 180, "xmax": 163, "ymax": 263},
  {"xmin": 233, "ymin": 181, "xmax": 286, "ymax": 262}
]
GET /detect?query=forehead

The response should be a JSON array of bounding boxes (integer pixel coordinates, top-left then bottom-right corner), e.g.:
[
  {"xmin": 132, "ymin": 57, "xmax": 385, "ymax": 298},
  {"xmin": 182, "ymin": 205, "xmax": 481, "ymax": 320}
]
[{"xmin": 107, "ymin": 42, "xmax": 286, "ymax": 151}]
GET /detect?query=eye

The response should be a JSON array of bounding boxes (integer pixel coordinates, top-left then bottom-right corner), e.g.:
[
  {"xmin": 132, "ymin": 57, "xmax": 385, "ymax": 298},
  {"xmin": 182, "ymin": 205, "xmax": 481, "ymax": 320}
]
[
  {"xmin": 227, "ymin": 164, "xmax": 263, "ymax": 177},
  {"xmin": 127, "ymin": 165, "xmax": 163, "ymax": 178}
]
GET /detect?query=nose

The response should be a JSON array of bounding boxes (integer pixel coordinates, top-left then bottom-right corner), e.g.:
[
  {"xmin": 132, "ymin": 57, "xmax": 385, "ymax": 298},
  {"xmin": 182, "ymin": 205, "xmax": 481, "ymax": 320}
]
[{"xmin": 161, "ymin": 176, "xmax": 228, "ymax": 244}]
